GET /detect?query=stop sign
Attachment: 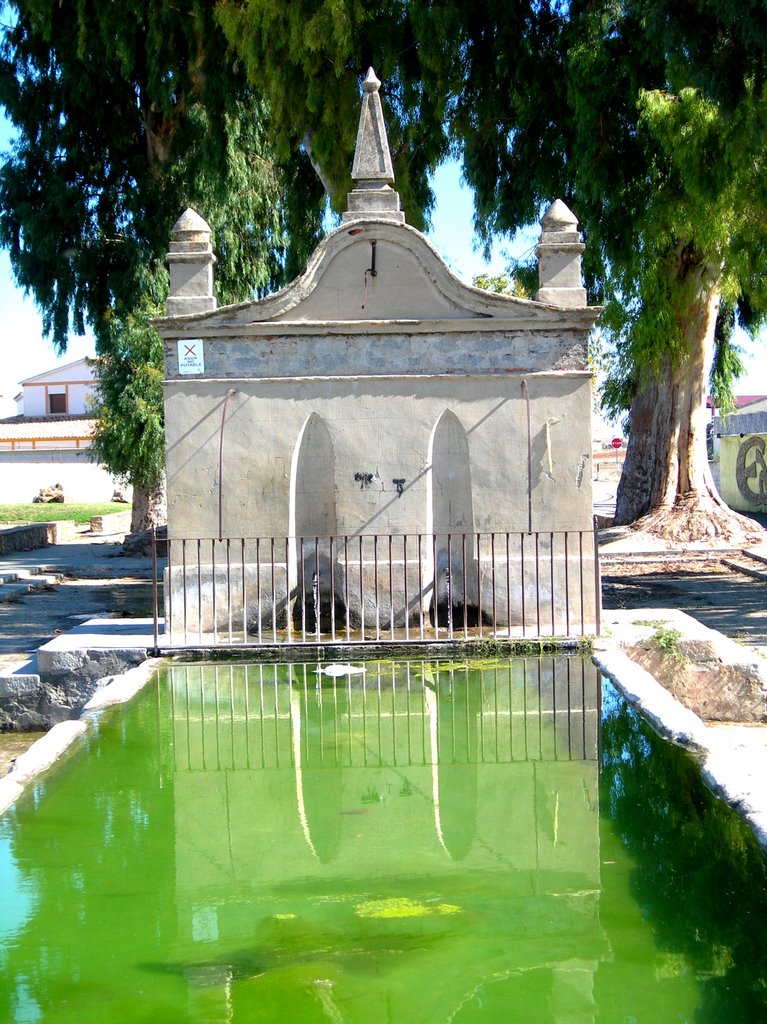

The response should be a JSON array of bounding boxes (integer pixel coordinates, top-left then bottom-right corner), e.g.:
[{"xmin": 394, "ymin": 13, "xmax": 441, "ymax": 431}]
[{"xmin": 611, "ymin": 437, "xmax": 622, "ymax": 449}]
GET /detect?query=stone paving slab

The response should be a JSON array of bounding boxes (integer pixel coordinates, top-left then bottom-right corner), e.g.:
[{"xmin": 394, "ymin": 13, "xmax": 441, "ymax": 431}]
[{"xmin": 36, "ymin": 618, "xmax": 158, "ymax": 684}]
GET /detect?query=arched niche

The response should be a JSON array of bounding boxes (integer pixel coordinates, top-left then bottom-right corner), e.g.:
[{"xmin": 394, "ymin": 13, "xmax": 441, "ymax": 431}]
[
  {"xmin": 425, "ymin": 409, "xmax": 479, "ymax": 627},
  {"xmin": 288, "ymin": 413, "xmax": 340, "ymax": 632}
]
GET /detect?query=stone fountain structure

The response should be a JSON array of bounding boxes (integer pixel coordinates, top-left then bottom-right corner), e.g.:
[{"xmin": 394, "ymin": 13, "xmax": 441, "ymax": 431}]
[{"xmin": 154, "ymin": 69, "xmax": 600, "ymax": 640}]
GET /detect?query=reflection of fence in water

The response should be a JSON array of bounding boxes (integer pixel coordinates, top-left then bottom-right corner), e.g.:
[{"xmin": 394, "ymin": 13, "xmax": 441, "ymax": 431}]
[{"xmin": 168, "ymin": 659, "xmax": 600, "ymax": 773}]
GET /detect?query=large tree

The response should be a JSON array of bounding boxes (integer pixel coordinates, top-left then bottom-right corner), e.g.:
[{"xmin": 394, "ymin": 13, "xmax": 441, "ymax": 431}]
[
  {"xmin": 221, "ymin": 0, "xmax": 767, "ymax": 543},
  {"xmin": 87, "ymin": 302, "xmax": 167, "ymax": 533},
  {"xmin": 0, "ymin": 0, "xmax": 325, "ymax": 528},
  {"xmin": 451, "ymin": 0, "xmax": 767, "ymax": 542}
]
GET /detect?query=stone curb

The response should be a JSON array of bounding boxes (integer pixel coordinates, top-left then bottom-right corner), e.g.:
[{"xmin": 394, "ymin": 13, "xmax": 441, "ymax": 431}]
[
  {"xmin": 0, "ymin": 657, "xmax": 164, "ymax": 817},
  {"xmin": 83, "ymin": 659, "xmax": 162, "ymax": 712}
]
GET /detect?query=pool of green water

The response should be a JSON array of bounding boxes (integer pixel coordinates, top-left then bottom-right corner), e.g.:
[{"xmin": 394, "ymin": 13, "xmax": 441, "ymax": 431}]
[{"xmin": 1, "ymin": 657, "xmax": 766, "ymax": 1023}]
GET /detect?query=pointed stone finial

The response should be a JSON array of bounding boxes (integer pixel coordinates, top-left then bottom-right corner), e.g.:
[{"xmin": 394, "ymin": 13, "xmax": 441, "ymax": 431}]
[
  {"xmin": 343, "ymin": 67, "xmax": 405, "ymax": 224},
  {"xmin": 166, "ymin": 207, "xmax": 217, "ymax": 316},
  {"xmin": 535, "ymin": 199, "xmax": 587, "ymax": 306}
]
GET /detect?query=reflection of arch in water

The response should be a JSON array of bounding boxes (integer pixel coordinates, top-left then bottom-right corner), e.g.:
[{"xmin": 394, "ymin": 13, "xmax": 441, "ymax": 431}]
[
  {"xmin": 289, "ymin": 670, "xmax": 347, "ymax": 863},
  {"xmin": 288, "ymin": 413, "xmax": 343, "ymax": 632},
  {"xmin": 425, "ymin": 671, "xmax": 479, "ymax": 860},
  {"xmin": 425, "ymin": 410, "xmax": 479, "ymax": 626}
]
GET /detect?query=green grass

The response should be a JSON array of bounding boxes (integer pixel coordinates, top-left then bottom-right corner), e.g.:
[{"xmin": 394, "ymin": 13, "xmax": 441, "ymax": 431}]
[
  {"xmin": 649, "ymin": 625, "xmax": 689, "ymax": 665},
  {"xmin": 0, "ymin": 503, "xmax": 131, "ymax": 525}
]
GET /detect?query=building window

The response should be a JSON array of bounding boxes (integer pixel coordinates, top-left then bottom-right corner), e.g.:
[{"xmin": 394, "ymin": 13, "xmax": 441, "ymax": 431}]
[{"xmin": 48, "ymin": 392, "xmax": 67, "ymax": 414}]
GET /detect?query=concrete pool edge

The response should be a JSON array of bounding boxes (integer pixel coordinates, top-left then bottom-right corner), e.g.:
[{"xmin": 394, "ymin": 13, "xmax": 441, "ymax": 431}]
[
  {"xmin": 0, "ymin": 658, "xmax": 164, "ymax": 816},
  {"xmin": 594, "ymin": 611, "xmax": 767, "ymax": 854}
]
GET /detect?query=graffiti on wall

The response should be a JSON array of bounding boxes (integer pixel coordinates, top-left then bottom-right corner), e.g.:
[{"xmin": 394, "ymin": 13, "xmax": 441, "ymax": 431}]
[{"xmin": 735, "ymin": 435, "xmax": 767, "ymax": 505}]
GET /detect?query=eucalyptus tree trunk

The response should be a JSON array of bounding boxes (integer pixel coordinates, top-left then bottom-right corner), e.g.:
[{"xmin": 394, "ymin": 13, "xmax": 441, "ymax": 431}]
[
  {"xmin": 614, "ymin": 283, "xmax": 761, "ymax": 543},
  {"xmin": 130, "ymin": 478, "xmax": 167, "ymax": 534}
]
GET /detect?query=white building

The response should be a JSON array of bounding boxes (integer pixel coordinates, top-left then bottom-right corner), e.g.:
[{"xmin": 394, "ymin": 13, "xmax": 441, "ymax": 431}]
[{"xmin": 0, "ymin": 358, "xmax": 130, "ymax": 503}]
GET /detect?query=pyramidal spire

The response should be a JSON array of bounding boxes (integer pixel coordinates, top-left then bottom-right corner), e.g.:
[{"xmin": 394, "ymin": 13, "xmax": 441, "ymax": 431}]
[{"xmin": 343, "ymin": 67, "xmax": 405, "ymax": 224}]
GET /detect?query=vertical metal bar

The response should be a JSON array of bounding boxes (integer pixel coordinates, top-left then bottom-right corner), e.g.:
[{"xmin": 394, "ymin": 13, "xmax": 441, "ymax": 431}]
[
  {"xmin": 551, "ymin": 656, "xmax": 558, "ymax": 761},
  {"xmin": 347, "ymin": 675, "xmax": 353, "ymax": 766},
  {"xmin": 390, "ymin": 663, "xmax": 397, "ymax": 765},
  {"xmin": 535, "ymin": 533, "xmax": 541, "ymax": 637},
  {"xmin": 315, "ymin": 536, "xmax": 321, "ymax": 643},
  {"xmin": 344, "ymin": 535, "xmax": 351, "ymax": 641},
  {"xmin": 271, "ymin": 538, "xmax": 278, "ymax": 643},
  {"xmin": 228, "ymin": 665, "xmax": 235, "ymax": 766},
  {"xmin": 181, "ymin": 537, "xmax": 188, "ymax": 644},
  {"xmin": 362, "ymin": 663, "xmax": 369, "ymax": 764},
  {"xmin": 196, "ymin": 539, "xmax": 202, "ymax": 647},
  {"xmin": 561, "ymin": 655, "xmax": 569, "ymax": 761},
  {"xmin": 359, "ymin": 535, "xmax": 365, "ymax": 637},
  {"xmin": 564, "ymin": 532, "xmax": 571, "ymax": 637},
  {"xmin": 199, "ymin": 666, "xmax": 207, "ymax": 770},
  {"xmin": 329, "ymin": 535, "xmax": 336, "ymax": 642},
  {"xmin": 388, "ymin": 534, "xmax": 394, "ymax": 640},
  {"xmin": 520, "ymin": 532, "xmax": 527, "ymax": 638},
  {"xmin": 241, "ymin": 538, "xmax": 247, "ymax": 646},
  {"xmin": 581, "ymin": 658, "xmax": 587, "ymax": 757},
  {"xmin": 446, "ymin": 532, "xmax": 453, "ymax": 639},
  {"xmin": 284, "ymin": 536, "xmax": 290, "ymax": 643},
  {"xmin": 491, "ymin": 532, "xmax": 497, "ymax": 635},
  {"xmin": 300, "ymin": 537, "xmax": 307, "ymax": 642},
  {"xmin": 258, "ymin": 668, "xmax": 265, "ymax": 768},
  {"xmin": 211, "ymin": 538, "xmax": 217, "ymax": 646},
  {"xmin": 244, "ymin": 664, "xmax": 251, "ymax": 768},
  {"xmin": 373, "ymin": 533, "xmax": 380, "ymax": 640},
  {"xmin": 226, "ymin": 538, "xmax": 233, "ymax": 644},
  {"xmin": 417, "ymin": 533, "xmax": 425, "ymax": 640},
  {"xmin": 476, "ymin": 531, "xmax": 483, "ymax": 638},
  {"xmin": 255, "ymin": 537, "xmax": 262, "ymax": 645},
  {"xmin": 505, "ymin": 532, "xmax": 511, "ymax": 638},
  {"xmin": 432, "ymin": 532, "xmax": 439, "ymax": 640},
  {"xmin": 152, "ymin": 527, "xmax": 159, "ymax": 649},
  {"xmin": 550, "ymin": 532, "xmax": 555, "ymax": 637},
  {"xmin": 461, "ymin": 532, "xmax": 468, "ymax": 638},
  {"xmin": 579, "ymin": 530, "xmax": 585, "ymax": 636},
  {"xmin": 403, "ymin": 535, "xmax": 410, "ymax": 641},
  {"xmin": 376, "ymin": 670, "xmax": 383, "ymax": 765}
]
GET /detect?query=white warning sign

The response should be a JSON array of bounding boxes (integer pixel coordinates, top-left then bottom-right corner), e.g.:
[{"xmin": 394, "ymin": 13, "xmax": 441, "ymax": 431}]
[{"xmin": 178, "ymin": 339, "xmax": 205, "ymax": 375}]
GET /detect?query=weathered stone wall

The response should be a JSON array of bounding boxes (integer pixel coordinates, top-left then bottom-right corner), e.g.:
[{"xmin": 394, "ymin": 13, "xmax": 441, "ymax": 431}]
[
  {"xmin": 0, "ymin": 520, "xmax": 78, "ymax": 553},
  {"xmin": 163, "ymin": 372, "xmax": 594, "ymax": 540}
]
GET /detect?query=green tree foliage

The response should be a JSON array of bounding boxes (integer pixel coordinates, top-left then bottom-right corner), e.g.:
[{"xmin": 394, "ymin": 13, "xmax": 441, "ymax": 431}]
[
  {"xmin": 88, "ymin": 303, "xmax": 164, "ymax": 491},
  {"xmin": 215, "ymin": 0, "xmax": 459, "ymax": 229},
  {"xmin": 0, "ymin": 1, "xmax": 327, "ymax": 530},
  {"xmin": 472, "ymin": 272, "xmax": 533, "ymax": 299},
  {"xmin": 218, "ymin": 0, "xmax": 767, "ymax": 539},
  {"xmin": 0, "ymin": 0, "xmax": 325, "ymax": 349},
  {"xmin": 450, "ymin": 2, "xmax": 767, "ymax": 538}
]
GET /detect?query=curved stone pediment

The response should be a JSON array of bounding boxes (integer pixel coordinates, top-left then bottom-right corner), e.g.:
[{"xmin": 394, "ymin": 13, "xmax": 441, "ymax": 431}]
[{"xmin": 156, "ymin": 219, "xmax": 598, "ymax": 337}]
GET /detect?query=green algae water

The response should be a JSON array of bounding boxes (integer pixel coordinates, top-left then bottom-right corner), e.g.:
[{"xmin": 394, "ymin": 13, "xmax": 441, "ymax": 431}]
[{"xmin": 1, "ymin": 657, "xmax": 766, "ymax": 1023}]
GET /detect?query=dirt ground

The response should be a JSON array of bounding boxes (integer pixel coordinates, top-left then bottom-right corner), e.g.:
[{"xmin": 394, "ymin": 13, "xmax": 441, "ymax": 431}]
[
  {"xmin": 0, "ymin": 577, "xmax": 155, "ymax": 661},
  {"xmin": 601, "ymin": 554, "xmax": 767, "ymax": 648}
]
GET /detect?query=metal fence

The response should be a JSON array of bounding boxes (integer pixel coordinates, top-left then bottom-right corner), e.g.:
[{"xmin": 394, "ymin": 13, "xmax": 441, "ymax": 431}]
[{"xmin": 152, "ymin": 525, "xmax": 601, "ymax": 649}]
